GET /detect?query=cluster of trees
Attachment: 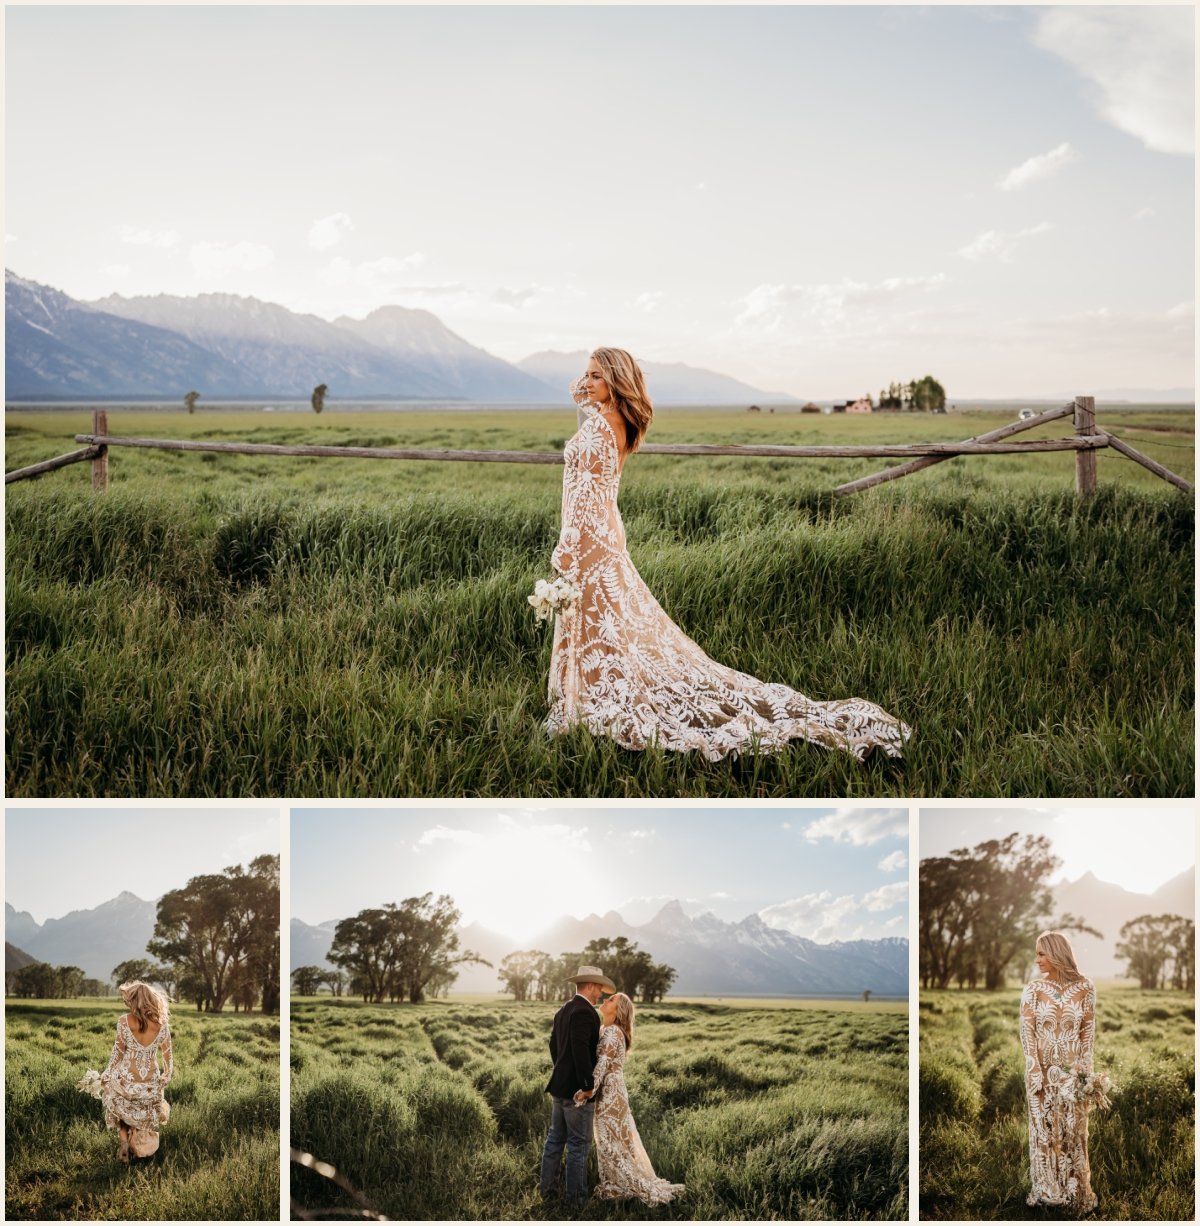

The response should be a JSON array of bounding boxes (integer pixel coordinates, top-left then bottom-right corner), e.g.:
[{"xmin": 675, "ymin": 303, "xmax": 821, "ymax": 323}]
[
  {"xmin": 324, "ymin": 894, "xmax": 488, "ymax": 1003},
  {"xmin": 498, "ymin": 937, "xmax": 677, "ymax": 1003},
  {"xmin": 291, "ymin": 966, "xmax": 347, "ymax": 996},
  {"xmin": 919, "ymin": 834, "xmax": 1101, "ymax": 990},
  {"xmin": 7, "ymin": 964, "xmax": 112, "ymax": 998},
  {"xmin": 137, "ymin": 854, "xmax": 281, "ymax": 1013},
  {"xmin": 1117, "ymin": 915, "xmax": 1195, "ymax": 989},
  {"xmin": 878, "ymin": 375, "xmax": 947, "ymax": 412}
]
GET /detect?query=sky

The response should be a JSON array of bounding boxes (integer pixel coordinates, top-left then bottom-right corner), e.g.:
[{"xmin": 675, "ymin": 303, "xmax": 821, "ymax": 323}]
[
  {"xmin": 5, "ymin": 5, "xmax": 1193, "ymax": 399},
  {"xmin": 291, "ymin": 805, "xmax": 909, "ymax": 944},
  {"xmin": 4, "ymin": 808, "xmax": 281, "ymax": 923},
  {"xmin": 919, "ymin": 804, "xmax": 1196, "ymax": 895}
]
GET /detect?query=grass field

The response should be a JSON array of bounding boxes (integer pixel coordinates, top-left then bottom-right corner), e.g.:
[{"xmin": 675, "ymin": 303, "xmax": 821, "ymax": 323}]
[
  {"xmin": 6, "ymin": 406, "xmax": 1194, "ymax": 797},
  {"xmin": 4, "ymin": 998, "xmax": 279, "ymax": 1220},
  {"xmin": 290, "ymin": 995, "xmax": 908, "ymax": 1220},
  {"xmin": 919, "ymin": 986, "xmax": 1195, "ymax": 1220}
]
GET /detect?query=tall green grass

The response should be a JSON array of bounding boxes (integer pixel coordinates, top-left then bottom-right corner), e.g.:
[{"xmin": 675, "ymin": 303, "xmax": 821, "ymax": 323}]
[
  {"xmin": 6, "ymin": 409, "xmax": 1193, "ymax": 796},
  {"xmin": 5, "ymin": 998, "xmax": 279, "ymax": 1220},
  {"xmin": 291, "ymin": 996, "xmax": 908, "ymax": 1220},
  {"xmin": 919, "ymin": 987, "xmax": 1195, "ymax": 1220}
]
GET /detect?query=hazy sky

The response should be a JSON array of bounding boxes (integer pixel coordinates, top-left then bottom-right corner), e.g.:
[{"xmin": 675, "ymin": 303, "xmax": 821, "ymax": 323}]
[
  {"xmin": 5, "ymin": 6, "xmax": 1193, "ymax": 398},
  {"xmin": 291, "ymin": 805, "xmax": 909, "ymax": 944},
  {"xmin": 919, "ymin": 804, "xmax": 1196, "ymax": 895},
  {"xmin": 4, "ymin": 808, "xmax": 281, "ymax": 923}
]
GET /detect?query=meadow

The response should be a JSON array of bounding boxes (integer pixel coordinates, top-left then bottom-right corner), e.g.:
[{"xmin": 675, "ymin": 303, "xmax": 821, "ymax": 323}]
[
  {"xmin": 919, "ymin": 986, "xmax": 1195, "ymax": 1220},
  {"xmin": 6, "ymin": 405, "xmax": 1194, "ymax": 797},
  {"xmin": 4, "ymin": 997, "xmax": 280, "ymax": 1220},
  {"xmin": 290, "ymin": 995, "xmax": 908, "ymax": 1220}
]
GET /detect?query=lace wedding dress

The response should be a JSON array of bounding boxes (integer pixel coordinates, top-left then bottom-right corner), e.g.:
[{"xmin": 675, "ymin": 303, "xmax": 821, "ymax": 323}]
[
  {"xmin": 101, "ymin": 1014, "xmax": 173, "ymax": 1136},
  {"xmin": 1019, "ymin": 977, "xmax": 1097, "ymax": 1211},
  {"xmin": 591, "ymin": 1024, "xmax": 684, "ymax": 1205},
  {"xmin": 546, "ymin": 401, "xmax": 912, "ymax": 760}
]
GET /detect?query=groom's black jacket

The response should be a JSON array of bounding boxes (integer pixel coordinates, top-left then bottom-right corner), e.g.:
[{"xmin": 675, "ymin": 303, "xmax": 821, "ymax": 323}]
[{"xmin": 545, "ymin": 993, "xmax": 601, "ymax": 1098}]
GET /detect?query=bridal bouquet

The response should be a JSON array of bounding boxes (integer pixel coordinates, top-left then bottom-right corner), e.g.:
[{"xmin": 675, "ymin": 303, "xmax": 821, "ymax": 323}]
[
  {"xmin": 1055, "ymin": 1065, "xmax": 1115, "ymax": 1111},
  {"xmin": 529, "ymin": 577, "xmax": 582, "ymax": 621},
  {"xmin": 75, "ymin": 1069, "xmax": 104, "ymax": 1100}
]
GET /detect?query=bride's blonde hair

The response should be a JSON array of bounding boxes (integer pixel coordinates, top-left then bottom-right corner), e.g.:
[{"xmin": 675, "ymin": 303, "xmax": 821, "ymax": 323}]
[
  {"xmin": 119, "ymin": 980, "xmax": 170, "ymax": 1031},
  {"xmin": 610, "ymin": 991, "xmax": 635, "ymax": 1051},
  {"xmin": 1035, "ymin": 931, "xmax": 1083, "ymax": 981},
  {"xmin": 591, "ymin": 347, "xmax": 653, "ymax": 453}
]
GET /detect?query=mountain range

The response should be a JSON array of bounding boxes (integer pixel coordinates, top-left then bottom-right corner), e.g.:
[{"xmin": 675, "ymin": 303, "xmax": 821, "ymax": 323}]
[
  {"xmin": 4, "ymin": 894, "xmax": 159, "ymax": 982},
  {"xmin": 291, "ymin": 899, "xmax": 909, "ymax": 997},
  {"xmin": 5, "ymin": 269, "xmax": 792, "ymax": 404},
  {"xmin": 1051, "ymin": 866, "xmax": 1195, "ymax": 979}
]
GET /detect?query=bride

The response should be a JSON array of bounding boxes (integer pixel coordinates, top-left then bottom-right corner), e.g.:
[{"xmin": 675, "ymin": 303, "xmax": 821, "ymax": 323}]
[
  {"xmin": 574, "ymin": 992, "xmax": 684, "ymax": 1204},
  {"xmin": 546, "ymin": 346, "xmax": 911, "ymax": 761},
  {"xmin": 100, "ymin": 981, "xmax": 173, "ymax": 1163}
]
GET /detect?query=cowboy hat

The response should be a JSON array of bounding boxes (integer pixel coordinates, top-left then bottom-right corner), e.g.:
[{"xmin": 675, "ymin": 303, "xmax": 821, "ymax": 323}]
[{"xmin": 565, "ymin": 965, "xmax": 616, "ymax": 991}]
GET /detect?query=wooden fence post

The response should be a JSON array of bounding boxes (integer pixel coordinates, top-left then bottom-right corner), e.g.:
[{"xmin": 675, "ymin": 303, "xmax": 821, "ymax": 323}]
[
  {"xmin": 1074, "ymin": 395, "xmax": 1097, "ymax": 497},
  {"xmin": 91, "ymin": 409, "xmax": 108, "ymax": 493}
]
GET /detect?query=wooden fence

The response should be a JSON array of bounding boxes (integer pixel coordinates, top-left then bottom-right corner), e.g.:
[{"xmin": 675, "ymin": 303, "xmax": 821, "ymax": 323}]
[{"xmin": 4, "ymin": 397, "xmax": 1192, "ymax": 496}]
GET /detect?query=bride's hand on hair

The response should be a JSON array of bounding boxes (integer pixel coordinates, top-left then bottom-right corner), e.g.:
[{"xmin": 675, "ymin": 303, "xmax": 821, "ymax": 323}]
[{"xmin": 569, "ymin": 378, "xmax": 591, "ymax": 406}]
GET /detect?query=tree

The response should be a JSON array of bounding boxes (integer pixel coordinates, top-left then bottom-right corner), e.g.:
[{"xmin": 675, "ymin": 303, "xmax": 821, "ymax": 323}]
[
  {"xmin": 80, "ymin": 977, "xmax": 111, "ymax": 997},
  {"xmin": 1117, "ymin": 914, "xmax": 1190, "ymax": 989},
  {"xmin": 639, "ymin": 962, "xmax": 677, "ymax": 1003},
  {"xmin": 321, "ymin": 969, "xmax": 346, "ymax": 997},
  {"xmin": 909, "ymin": 375, "xmax": 947, "ymax": 413},
  {"xmin": 1169, "ymin": 917, "xmax": 1195, "ymax": 990},
  {"xmin": 393, "ymin": 893, "xmax": 489, "ymax": 1004},
  {"xmin": 292, "ymin": 966, "xmax": 327, "ymax": 996},
  {"xmin": 112, "ymin": 959, "xmax": 169, "ymax": 990},
  {"xmin": 56, "ymin": 966, "xmax": 85, "ymax": 998},
  {"xmin": 329, "ymin": 907, "xmax": 407, "ymax": 1004},
  {"xmin": 184, "ymin": 391, "xmax": 200, "ymax": 414},
  {"xmin": 312, "ymin": 384, "xmax": 328, "ymax": 414},
  {"xmin": 498, "ymin": 950, "xmax": 550, "ymax": 1001}
]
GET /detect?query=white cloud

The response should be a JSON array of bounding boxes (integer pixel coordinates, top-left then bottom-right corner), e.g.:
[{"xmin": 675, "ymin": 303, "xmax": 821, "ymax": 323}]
[
  {"xmin": 308, "ymin": 212, "xmax": 354, "ymax": 251},
  {"xmin": 120, "ymin": 224, "xmax": 180, "ymax": 248},
  {"xmin": 414, "ymin": 824, "xmax": 478, "ymax": 850},
  {"xmin": 997, "ymin": 142, "xmax": 1081, "ymax": 191},
  {"xmin": 861, "ymin": 881, "xmax": 908, "ymax": 912},
  {"xmin": 634, "ymin": 290, "xmax": 664, "ymax": 313},
  {"xmin": 734, "ymin": 274, "xmax": 947, "ymax": 332},
  {"xmin": 492, "ymin": 285, "xmax": 540, "ymax": 309},
  {"xmin": 877, "ymin": 850, "xmax": 908, "ymax": 873},
  {"xmin": 189, "ymin": 240, "xmax": 274, "ymax": 281},
  {"xmin": 321, "ymin": 252, "xmax": 426, "ymax": 294},
  {"xmin": 801, "ymin": 807, "xmax": 908, "ymax": 846},
  {"xmin": 1134, "ymin": 206, "xmax": 1156, "ymax": 221},
  {"xmin": 1033, "ymin": 7, "xmax": 1194, "ymax": 156},
  {"xmin": 958, "ymin": 222, "xmax": 1053, "ymax": 263},
  {"xmin": 629, "ymin": 829, "xmax": 656, "ymax": 839}
]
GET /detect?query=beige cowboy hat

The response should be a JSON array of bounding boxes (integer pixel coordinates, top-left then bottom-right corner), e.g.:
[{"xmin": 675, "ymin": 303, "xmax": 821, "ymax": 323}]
[{"xmin": 566, "ymin": 965, "xmax": 616, "ymax": 991}]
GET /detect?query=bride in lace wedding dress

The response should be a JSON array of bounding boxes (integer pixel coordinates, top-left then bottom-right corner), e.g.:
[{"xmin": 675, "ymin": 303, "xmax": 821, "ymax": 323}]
[
  {"xmin": 546, "ymin": 346, "xmax": 911, "ymax": 761},
  {"xmin": 100, "ymin": 981, "xmax": 173, "ymax": 1163},
  {"xmin": 575, "ymin": 992, "xmax": 684, "ymax": 1205},
  {"xmin": 1020, "ymin": 933, "xmax": 1097, "ymax": 1212}
]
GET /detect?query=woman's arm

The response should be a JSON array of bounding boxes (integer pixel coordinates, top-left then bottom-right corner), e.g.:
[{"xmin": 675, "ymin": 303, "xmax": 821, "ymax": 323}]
[
  {"xmin": 101, "ymin": 1019, "xmax": 126, "ymax": 1083},
  {"xmin": 1078, "ymin": 983, "xmax": 1095, "ymax": 1074},
  {"xmin": 590, "ymin": 1027, "xmax": 622, "ymax": 1093},
  {"xmin": 159, "ymin": 1023, "xmax": 173, "ymax": 1084},
  {"xmin": 551, "ymin": 415, "xmax": 619, "ymax": 582},
  {"xmin": 1019, "ymin": 984, "xmax": 1041, "ymax": 1097}
]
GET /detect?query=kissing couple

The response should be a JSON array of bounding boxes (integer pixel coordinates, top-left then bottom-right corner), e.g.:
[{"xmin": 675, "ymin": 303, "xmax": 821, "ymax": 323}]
[{"xmin": 540, "ymin": 965, "xmax": 686, "ymax": 1208}]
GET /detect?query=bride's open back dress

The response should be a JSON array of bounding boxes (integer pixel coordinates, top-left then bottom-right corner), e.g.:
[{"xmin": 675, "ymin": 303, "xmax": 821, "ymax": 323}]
[
  {"xmin": 101, "ymin": 1014, "xmax": 172, "ymax": 1140},
  {"xmin": 546, "ymin": 401, "xmax": 912, "ymax": 761}
]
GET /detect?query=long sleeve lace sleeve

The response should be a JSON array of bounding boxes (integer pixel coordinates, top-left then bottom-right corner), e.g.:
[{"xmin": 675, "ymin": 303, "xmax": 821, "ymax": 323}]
[
  {"xmin": 1019, "ymin": 984, "xmax": 1041, "ymax": 1097},
  {"xmin": 159, "ymin": 1023, "xmax": 173, "ymax": 1084},
  {"xmin": 101, "ymin": 1020, "xmax": 125, "ymax": 1084},
  {"xmin": 591, "ymin": 1027, "xmax": 623, "ymax": 1094},
  {"xmin": 1078, "ymin": 983, "xmax": 1095, "ymax": 1075},
  {"xmin": 551, "ymin": 410, "xmax": 622, "ymax": 584}
]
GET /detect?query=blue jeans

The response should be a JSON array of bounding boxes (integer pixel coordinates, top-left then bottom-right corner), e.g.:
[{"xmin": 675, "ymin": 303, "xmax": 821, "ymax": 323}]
[{"xmin": 539, "ymin": 1095, "xmax": 595, "ymax": 1202}]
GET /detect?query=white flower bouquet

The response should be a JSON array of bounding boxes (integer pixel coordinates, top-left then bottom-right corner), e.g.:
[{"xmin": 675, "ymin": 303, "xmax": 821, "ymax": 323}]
[
  {"xmin": 528, "ymin": 576, "xmax": 582, "ymax": 621},
  {"xmin": 76, "ymin": 1069, "xmax": 104, "ymax": 1100},
  {"xmin": 1055, "ymin": 1064, "xmax": 1115, "ymax": 1111}
]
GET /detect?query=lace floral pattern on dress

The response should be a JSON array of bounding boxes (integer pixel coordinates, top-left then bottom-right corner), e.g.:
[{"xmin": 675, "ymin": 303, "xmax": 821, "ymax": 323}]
[
  {"xmin": 546, "ymin": 402, "xmax": 912, "ymax": 761},
  {"xmin": 1019, "ymin": 978, "xmax": 1097, "ymax": 1211},
  {"xmin": 591, "ymin": 1025, "xmax": 684, "ymax": 1205},
  {"xmin": 100, "ymin": 1015, "xmax": 172, "ymax": 1134}
]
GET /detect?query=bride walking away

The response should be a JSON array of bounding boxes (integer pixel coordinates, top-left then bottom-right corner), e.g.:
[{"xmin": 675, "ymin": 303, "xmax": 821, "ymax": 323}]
[
  {"xmin": 1020, "ymin": 932, "xmax": 1100, "ymax": 1213},
  {"xmin": 96, "ymin": 981, "xmax": 173, "ymax": 1163},
  {"xmin": 545, "ymin": 346, "xmax": 911, "ymax": 762}
]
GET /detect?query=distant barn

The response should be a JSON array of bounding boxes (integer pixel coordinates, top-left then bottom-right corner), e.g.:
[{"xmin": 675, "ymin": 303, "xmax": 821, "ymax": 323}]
[{"xmin": 801, "ymin": 401, "xmax": 821, "ymax": 413}]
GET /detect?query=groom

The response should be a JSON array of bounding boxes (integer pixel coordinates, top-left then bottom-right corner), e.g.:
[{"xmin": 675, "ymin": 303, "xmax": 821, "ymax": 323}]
[{"xmin": 539, "ymin": 964, "xmax": 615, "ymax": 1206}]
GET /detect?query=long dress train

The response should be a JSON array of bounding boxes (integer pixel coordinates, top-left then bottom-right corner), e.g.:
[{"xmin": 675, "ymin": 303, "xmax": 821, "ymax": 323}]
[
  {"xmin": 1019, "ymin": 976, "xmax": 1097, "ymax": 1211},
  {"xmin": 546, "ymin": 401, "xmax": 912, "ymax": 761},
  {"xmin": 591, "ymin": 1024, "xmax": 684, "ymax": 1204}
]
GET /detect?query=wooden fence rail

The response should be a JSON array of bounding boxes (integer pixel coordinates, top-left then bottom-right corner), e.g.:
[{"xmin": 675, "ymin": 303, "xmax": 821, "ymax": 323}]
[{"xmin": 3, "ymin": 397, "xmax": 1192, "ymax": 497}]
